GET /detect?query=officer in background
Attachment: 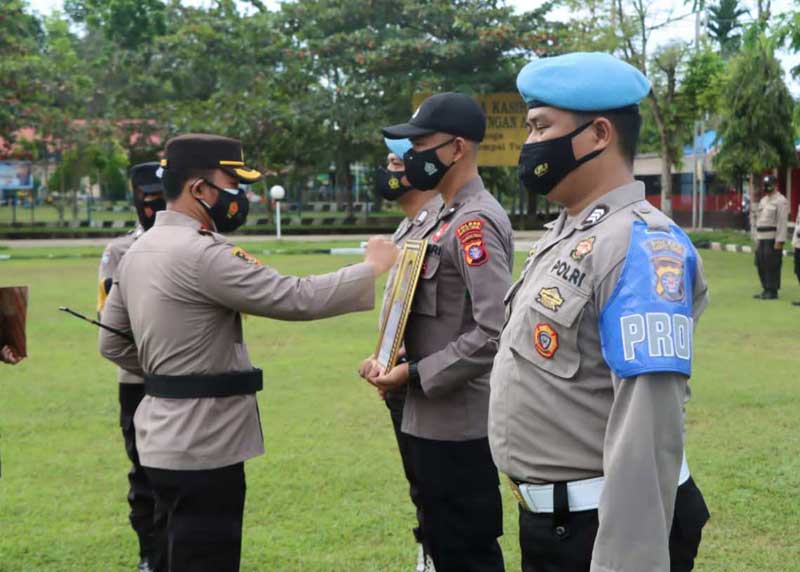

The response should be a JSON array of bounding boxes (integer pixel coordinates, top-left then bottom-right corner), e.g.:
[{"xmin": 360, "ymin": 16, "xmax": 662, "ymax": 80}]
[
  {"xmin": 97, "ymin": 162, "xmax": 166, "ymax": 572},
  {"xmin": 99, "ymin": 134, "xmax": 398, "ymax": 572},
  {"xmin": 753, "ymin": 175, "xmax": 789, "ymax": 300},
  {"xmin": 489, "ymin": 53, "xmax": 710, "ymax": 572},
  {"xmin": 362, "ymin": 137, "xmax": 442, "ymax": 572},
  {"xmin": 793, "ymin": 206, "xmax": 800, "ymax": 306},
  {"xmin": 369, "ymin": 93, "xmax": 513, "ymax": 572}
]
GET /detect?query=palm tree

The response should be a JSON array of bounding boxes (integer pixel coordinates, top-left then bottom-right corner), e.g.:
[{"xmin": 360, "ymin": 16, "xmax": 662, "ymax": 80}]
[{"xmin": 708, "ymin": 0, "xmax": 750, "ymax": 57}]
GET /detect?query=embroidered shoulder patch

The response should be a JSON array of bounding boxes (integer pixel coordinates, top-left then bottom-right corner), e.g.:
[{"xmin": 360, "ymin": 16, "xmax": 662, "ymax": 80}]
[
  {"xmin": 231, "ymin": 246, "xmax": 261, "ymax": 266},
  {"xmin": 463, "ymin": 239, "xmax": 489, "ymax": 267},
  {"xmin": 534, "ymin": 323, "xmax": 559, "ymax": 358},
  {"xmin": 582, "ymin": 205, "xmax": 609, "ymax": 226},
  {"xmin": 456, "ymin": 219, "xmax": 484, "ymax": 241},
  {"xmin": 571, "ymin": 236, "xmax": 596, "ymax": 261}
]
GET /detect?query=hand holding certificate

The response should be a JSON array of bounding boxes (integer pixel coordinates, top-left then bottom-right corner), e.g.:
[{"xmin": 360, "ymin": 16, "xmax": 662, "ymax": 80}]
[
  {"xmin": 0, "ymin": 286, "xmax": 28, "ymax": 365},
  {"xmin": 374, "ymin": 239, "xmax": 427, "ymax": 373}
]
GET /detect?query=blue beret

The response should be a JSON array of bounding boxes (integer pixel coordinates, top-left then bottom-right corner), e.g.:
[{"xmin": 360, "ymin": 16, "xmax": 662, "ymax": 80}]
[
  {"xmin": 384, "ymin": 137, "xmax": 412, "ymax": 158},
  {"xmin": 517, "ymin": 52, "xmax": 651, "ymax": 112}
]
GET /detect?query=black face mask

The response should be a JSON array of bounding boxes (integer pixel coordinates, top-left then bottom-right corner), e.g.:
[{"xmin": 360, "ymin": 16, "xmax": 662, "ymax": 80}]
[
  {"xmin": 134, "ymin": 195, "xmax": 166, "ymax": 231},
  {"xmin": 402, "ymin": 138, "xmax": 456, "ymax": 191},
  {"xmin": 197, "ymin": 180, "xmax": 249, "ymax": 233},
  {"xmin": 518, "ymin": 121, "xmax": 604, "ymax": 195},
  {"xmin": 375, "ymin": 167, "xmax": 413, "ymax": 201}
]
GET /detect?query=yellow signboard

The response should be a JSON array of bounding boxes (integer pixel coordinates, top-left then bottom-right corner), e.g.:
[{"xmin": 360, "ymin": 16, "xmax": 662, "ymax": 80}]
[{"xmin": 412, "ymin": 93, "xmax": 528, "ymax": 167}]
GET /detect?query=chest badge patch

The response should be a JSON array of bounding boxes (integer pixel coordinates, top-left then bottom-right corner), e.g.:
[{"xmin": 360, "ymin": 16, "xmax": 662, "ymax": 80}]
[
  {"xmin": 571, "ymin": 236, "xmax": 596, "ymax": 261},
  {"xmin": 534, "ymin": 323, "xmax": 559, "ymax": 359},
  {"xmin": 231, "ymin": 246, "xmax": 261, "ymax": 266},
  {"xmin": 432, "ymin": 222, "xmax": 450, "ymax": 242},
  {"xmin": 536, "ymin": 287, "xmax": 564, "ymax": 312}
]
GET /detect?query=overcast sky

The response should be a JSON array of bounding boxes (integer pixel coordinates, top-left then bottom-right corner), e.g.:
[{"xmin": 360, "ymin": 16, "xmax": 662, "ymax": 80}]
[{"xmin": 26, "ymin": 0, "xmax": 800, "ymax": 95}]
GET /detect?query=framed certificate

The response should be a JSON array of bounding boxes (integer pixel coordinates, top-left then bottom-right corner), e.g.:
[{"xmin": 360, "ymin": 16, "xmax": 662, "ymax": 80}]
[
  {"xmin": 0, "ymin": 286, "xmax": 28, "ymax": 358},
  {"xmin": 375, "ymin": 239, "xmax": 428, "ymax": 372}
]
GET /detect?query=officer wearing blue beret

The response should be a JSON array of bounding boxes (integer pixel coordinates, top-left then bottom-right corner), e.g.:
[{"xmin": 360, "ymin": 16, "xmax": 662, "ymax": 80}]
[{"xmin": 488, "ymin": 52, "xmax": 710, "ymax": 572}]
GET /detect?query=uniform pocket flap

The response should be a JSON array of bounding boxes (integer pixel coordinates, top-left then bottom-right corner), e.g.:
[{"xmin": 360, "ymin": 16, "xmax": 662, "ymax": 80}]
[{"xmin": 530, "ymin": 284, "xmax": 589, "ymax": 328}]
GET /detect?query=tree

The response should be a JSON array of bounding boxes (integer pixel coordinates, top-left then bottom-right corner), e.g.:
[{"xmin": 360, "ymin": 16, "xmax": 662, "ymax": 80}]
[
  {"xmin": 708, "ymin": 0, "xmax": 749, "ymax": 57},
  {"xmin": 0, "ymin": 1, "xmax": 44, "ymax": 146},
  {"xmin": 714, "ymin": 31, "xmax": 796, "ymax": 227}
]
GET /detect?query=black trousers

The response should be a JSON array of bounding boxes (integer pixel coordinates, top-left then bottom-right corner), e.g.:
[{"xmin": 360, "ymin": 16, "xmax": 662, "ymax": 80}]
[
  {"xmin": 144, "ymin": 463, "xmax": 246, "ymax": 572},
  {"xmin": 385, "ymin": 387, "xmax": 426, "ymax": 548},
  {"xmin": 756, "ymin": 239, "xmax": 783, "ymax": 292},
  {"xmin": 407, "ymin": 435, "xmax": 505, "ymax": 572},
  {"xmin": 794, "ymin": 248, "xmax": 800, "ymax": 282},
  {"xmin": 119, "ymin": 383, "xmax": 161, "ymax": 561},
  {"xmin": 519, "ymin": 477, "xmax": 709, "ymax": 572}
]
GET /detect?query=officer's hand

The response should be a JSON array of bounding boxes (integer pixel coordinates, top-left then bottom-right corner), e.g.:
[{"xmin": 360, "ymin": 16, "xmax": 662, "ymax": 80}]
[
  {"xmin": 364, "ymin": 236, "xmax": 399, "ymax": 277},
  {"xmin": 370, "ymin": 363, "xmax": 409, "ymax": 391},
  {"xmin": 0, "ymin": 345, "xmax": 22, "ymax": 365},
  {"xmin": 775, "ymin": 242, "xmax": 784, "ymax": 251},
  {"xmin": 358, "ymin": 356, "xmax": 380, "ymax": 380}
]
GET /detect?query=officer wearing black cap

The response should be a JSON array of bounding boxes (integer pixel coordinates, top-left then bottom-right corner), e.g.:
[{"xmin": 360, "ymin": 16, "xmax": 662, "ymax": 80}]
[
  {"xmin": 98, "ymin": 134, "xmax": 397, "ymax": 572},
  {"xmin": 753, "ymin": 175, "xmax": 789, "ymax": 300},
  {"xmin": 97, "ymin": 161, "xmax": 166, "ymax": 572},
  {"xmin": 369, "ymin": 94, "xmax": 514, "ymax": 572},
  {"xmin": 489, "ymin": 52, "xmax": 710, "ymax": 572}
]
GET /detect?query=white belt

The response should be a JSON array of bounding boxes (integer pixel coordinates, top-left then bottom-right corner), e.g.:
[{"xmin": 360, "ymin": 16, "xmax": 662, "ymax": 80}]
[{"xmin": 512, "ymin": 455, "xmax": 691, "ymax": 514}]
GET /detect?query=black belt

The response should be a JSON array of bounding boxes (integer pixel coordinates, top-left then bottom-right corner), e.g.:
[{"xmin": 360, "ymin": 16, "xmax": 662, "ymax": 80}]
[
  {"xmin": 757, "ymin": 226, "xmax": 777, "ymax": 232},
  {"xmin": 144, "ymin": 369, "xmax": 263, "ymax": 398}
]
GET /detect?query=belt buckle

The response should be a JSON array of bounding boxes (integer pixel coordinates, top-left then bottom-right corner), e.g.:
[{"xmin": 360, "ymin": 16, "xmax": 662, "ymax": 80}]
[{"xmin": 506, "ymin": 477, "xmax": 529, "ymax": 511}]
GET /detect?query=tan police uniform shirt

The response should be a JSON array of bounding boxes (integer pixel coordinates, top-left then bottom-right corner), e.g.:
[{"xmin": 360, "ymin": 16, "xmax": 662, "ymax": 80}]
[
  {"xmin": 755, "ymin": 191, "xmax": 789, "ymax": 242},
  {"xmin": 99, "ymin": 210, "xmax": 376, "ymax": 470},
  {"xmin": 379, "ymin": 194, "xmax": 443, "ymax": 328},
  {"xmin": 489, "ymin": 181, "xmax": 709, "ymax": 572},
  {"xmin": 402, "ymin": 176, "xmax": 513, "ymax": 441},
  {"xmin": 98, "ymin": 228, "xmax": 144, "ymax": 385}
]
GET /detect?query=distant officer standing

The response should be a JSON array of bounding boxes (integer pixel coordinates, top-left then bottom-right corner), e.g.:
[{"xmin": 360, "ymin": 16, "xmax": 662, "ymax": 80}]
[
  {"xmin": 753, "ymin": 175, "xmax": 789, "ymax": 300},
  {"xmin": 97, "ymin": 162, "xmax": 165, "ymax": 572},
  {"xmin": 369, "ymin": 93, "xmax": 513, "ymax": 572},
  {"xmin": 99, "ymin": 134, "xmax": 398, "ymax": 572},
  {"xmin": 363, "ymin": 137, "xmax": 442, "ymax": 572},
  {"xmin": 489, "ymin": 53, "xmax": 710, "ymax": 572},
  {"xmin": 793, "ymin": 206, "xmax": 800, "ymax": 306}
]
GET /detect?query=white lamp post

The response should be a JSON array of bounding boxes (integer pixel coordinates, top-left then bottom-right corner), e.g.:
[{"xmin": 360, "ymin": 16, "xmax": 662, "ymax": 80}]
[{"xmin": 269, "ymin": 185, "xmax": 286, "ymax": 239}]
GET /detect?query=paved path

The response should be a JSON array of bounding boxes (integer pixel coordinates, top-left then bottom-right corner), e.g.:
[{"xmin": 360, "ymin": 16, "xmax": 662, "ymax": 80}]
[{"xmin": 1, "ymin": 231, "xmax": 546, "ymax": 252}]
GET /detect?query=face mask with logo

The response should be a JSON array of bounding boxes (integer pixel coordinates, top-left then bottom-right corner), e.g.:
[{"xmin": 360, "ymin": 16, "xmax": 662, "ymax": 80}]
[
  {"xmin": 375, "ymin": 166, "xmax": 413, "ymax": 200},
  {"xmin": 197, "ymin": 180, "xmax": 249, "ymax": 233},
  {"xmin": 402, "ymin": 138, "xmax": 456, "ymax": 191},
  {"xmin": 518, "ymin": 121, "xmax": 604, "ymax": 195},
  {"xmin": 134, "ymin": 195, "xmax": 166, "ymax": 231}
]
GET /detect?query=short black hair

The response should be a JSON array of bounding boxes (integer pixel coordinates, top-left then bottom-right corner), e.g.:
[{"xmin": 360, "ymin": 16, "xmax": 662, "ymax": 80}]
[
  {"xmin": 572, "ymin": 107, "xmax": 642, "ymax": 166},
  {"xmin": 160, "ymin": 168, "xmax": 215, "ymax": 201}
]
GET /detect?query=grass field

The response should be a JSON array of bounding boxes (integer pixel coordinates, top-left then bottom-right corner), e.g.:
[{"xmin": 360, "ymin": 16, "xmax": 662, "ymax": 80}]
[{"xmin": 1, "ymin": 246, "xmax": 799, "ymax": 571}]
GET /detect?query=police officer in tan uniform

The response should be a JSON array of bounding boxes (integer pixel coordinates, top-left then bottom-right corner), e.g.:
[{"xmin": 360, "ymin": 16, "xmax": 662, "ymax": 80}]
[
  {"xmin": 793, "ymin": 207, "xmax": 800, "ymax": 306},
  {"xmin": 97, "ymin": 162, "xmax": 166, "ymax": 572},
  {"xmin": 368, "ymin": 93, "xmax": 513, "ymax": 572},
  {"xmin": 753, "ymin": 175, "xmax": 789, "ymax": 299},
  {"xmin": 366, "ymin": 136, "xmax": 442, "ymax": 572},
  {"xmin": 489, "ymin": 53, "xmax": 709, "ymax": 572},
  {"xmin": 99, "ymin": 134, "xmax": 397, "ymax": 572}
]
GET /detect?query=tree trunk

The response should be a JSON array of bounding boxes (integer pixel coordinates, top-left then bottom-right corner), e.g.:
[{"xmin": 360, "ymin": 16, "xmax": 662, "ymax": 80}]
[{"xmin": 658, "ymin": 131, "xmax": 673, "ymax": 217}]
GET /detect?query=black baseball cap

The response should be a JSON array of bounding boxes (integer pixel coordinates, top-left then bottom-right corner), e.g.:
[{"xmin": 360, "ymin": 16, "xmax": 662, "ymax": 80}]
[
  {"xmin": 160, "ymin": 134, "xmax": 262, "ymax": 183},
  {"xmin": 130, "ymin": 162, "xmax": 163, "ymax": 194},
  {"xmin": 382, "ymin": 92, "xmax": 486, "ymax": 143}
]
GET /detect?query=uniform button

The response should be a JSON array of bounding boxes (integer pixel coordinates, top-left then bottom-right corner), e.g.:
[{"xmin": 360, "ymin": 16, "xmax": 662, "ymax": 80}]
[{"xmin": 555, "ymin": 526, "xmax": 566, "ymax": 536}]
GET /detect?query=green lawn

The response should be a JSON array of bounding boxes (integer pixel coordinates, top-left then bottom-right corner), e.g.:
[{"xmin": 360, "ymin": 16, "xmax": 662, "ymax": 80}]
[{"xmin": 0, "ymin": 248, "xmax": 798, "ymax": 571}]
